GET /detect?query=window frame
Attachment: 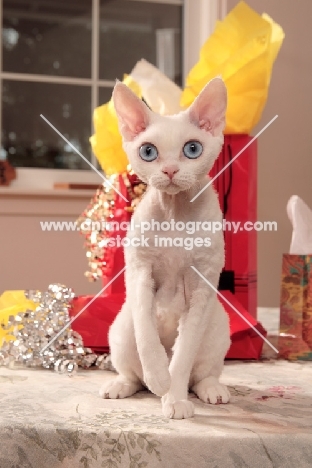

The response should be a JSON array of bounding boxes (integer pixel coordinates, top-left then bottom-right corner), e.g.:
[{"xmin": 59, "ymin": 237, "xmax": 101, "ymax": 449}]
[{"xmin": 1, "ymin": 0, "xmax": 226, "ymax": 191}]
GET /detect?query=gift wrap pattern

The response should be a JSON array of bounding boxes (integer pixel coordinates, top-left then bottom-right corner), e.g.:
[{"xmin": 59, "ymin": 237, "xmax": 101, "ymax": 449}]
[{"xmin": 279, "ymin": 254, "xmax": 312, "ymax": 360}]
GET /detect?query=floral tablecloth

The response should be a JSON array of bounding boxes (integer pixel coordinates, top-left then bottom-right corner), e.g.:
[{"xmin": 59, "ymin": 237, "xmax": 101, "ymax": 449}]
[{"xmin": 0, "ymin": 360, "xmax": 311, "ymax": 468}]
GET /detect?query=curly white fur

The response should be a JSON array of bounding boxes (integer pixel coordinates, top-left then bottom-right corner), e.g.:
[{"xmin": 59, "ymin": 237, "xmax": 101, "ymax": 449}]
[{"xmin": 99, "ymin": 78, "xmax": 231, "ymax": 419}]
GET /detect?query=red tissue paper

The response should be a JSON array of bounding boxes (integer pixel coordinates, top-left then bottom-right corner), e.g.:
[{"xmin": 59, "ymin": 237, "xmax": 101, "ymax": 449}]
[{"xmin": 70, "ymin": 290, "xmax": 266, "ymax": 360}]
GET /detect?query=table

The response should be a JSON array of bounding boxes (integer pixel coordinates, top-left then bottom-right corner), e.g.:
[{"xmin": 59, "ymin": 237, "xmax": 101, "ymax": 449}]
[{"xmin": 0, "ymin": 360, "xmax": 311, "ymax": 468}]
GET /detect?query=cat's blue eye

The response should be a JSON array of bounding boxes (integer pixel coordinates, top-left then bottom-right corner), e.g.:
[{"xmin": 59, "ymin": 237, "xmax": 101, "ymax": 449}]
[
  {"xmin": 139, "ymin": 143, "xmax": 158, "ymax": 162},
  {"xmin": 183, "ymin": 141, "xmax": 203, "ymax": 159}
]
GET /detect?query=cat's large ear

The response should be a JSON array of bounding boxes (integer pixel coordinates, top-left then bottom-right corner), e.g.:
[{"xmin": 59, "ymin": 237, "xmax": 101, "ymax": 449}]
[
  {"xmin": 188, "ymin": 77, "xmax": 227, "ymax": 136},
  {"xmin": 113, "ymin": 81, "xmax": 150, "ymax": 141}
]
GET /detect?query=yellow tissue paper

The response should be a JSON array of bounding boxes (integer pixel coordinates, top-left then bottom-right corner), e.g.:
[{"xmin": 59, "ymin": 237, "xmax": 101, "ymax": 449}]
[
  {"xmin": 181, "ymin": 1, "xmax": 285, "ymax": 134},
  {"xmin": 90, "ymin": 75, "xmax": 142, "ymax": 175},
  {"xmin": 0, "ymin": 290, "xmax": 36, "ymax": 343}
]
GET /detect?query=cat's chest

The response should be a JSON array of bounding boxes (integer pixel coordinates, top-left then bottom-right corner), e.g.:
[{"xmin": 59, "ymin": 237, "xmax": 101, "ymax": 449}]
[
  {"xmin": 153, "ymin": 249, "xmax": 190, "ymax": 274},
  {"xmin": 126, "ymin": 185, "xmax": 223, "ymax": 265}
]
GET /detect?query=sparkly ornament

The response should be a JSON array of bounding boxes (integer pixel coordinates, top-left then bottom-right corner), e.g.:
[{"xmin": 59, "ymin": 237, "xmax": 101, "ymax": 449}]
[
  {"xmin": 77, "ymin": 171, "xmax": 146, "ymax": 282},
  {"xmin": 0, "ymin": 284, "xmax": 113, "ymax": 375},
  {"xmin": 122, "ymin": 172, "xmax": 147, "ymax": 214}
]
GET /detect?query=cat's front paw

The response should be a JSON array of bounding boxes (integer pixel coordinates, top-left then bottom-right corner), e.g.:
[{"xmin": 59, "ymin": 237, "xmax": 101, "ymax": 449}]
[
  {"xmin": 192, "ymin": 376, "xmax": 230, "ymax": 404},
  {"xmin": 143, "ymin": 368, "xmax": 171, "ymax": 397},
  {"xmin": 161, "ymin": 395, "xmax": 194, "ymax": 419}
]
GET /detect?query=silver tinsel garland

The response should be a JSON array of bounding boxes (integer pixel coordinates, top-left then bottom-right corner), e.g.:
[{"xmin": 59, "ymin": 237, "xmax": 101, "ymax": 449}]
[{"xmin": 0, "ymin": 284, "xmax": 113, "ymax": 375}]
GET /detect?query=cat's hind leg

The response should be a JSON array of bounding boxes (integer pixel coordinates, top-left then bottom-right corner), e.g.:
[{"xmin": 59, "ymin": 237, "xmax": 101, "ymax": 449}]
[
  {"xmin": 190, "ymin": 301, "xmax": 231, "ymax": 405},
  {"xmin": 99, "ymin": 303, "xmax": 144, "ymax": 399}
]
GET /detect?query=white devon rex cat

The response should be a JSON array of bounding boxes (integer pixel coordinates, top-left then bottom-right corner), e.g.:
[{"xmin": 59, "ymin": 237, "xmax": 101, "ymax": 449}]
[{"xmin": 99, "ymin": 78, "xmax": 231, "ymax": 419}]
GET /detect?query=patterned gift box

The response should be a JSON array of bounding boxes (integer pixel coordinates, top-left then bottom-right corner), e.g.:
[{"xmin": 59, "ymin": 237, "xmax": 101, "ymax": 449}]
[{"xmin": 279, "ymin": 254, "xmax": 312, "ymax": 360}]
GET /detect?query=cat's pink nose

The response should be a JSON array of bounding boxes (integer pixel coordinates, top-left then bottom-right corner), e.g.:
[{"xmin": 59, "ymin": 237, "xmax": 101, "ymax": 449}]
[{"xmin": 162, "ymin": 166, "xmax": 179, "ymax": 180}]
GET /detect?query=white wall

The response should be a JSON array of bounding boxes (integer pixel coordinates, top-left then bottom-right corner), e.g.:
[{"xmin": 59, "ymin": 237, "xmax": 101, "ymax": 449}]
[
  {"xmin": 227, "ymin": 0, "xmax": 312, "ymax": 307},
  {"xmin": 0, "ymin": 190, "xmax": 101, "ymax": 297}
]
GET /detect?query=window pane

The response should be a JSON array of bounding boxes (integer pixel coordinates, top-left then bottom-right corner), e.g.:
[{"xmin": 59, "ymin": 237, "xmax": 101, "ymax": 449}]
[
  {"xmin": 98, "ymin": 86, "xmax": 113, "ymax": 106},
  {"xmin": 2, "ymin": 81, "xmax": 91, "ymax": 170},
  {"xmin": 3, "ymin": 0, "xmax": 92, "ymax": 78},
  {"xmin": 99, "ymin": 0, "xmax": 182, "ymax": 85}
]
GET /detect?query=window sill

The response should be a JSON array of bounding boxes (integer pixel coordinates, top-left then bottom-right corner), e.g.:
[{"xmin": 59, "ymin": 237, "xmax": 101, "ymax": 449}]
[
  {"xmin": 0, "ymin": 186, "xmax": 98, "ymax": 200},
  {"xmin": 9, "ymin": 167, "xmax": 103, "ymax": 190},
  {"xmin": 0, "ymin": 186, "xmax": 96, "ymax": 217}
]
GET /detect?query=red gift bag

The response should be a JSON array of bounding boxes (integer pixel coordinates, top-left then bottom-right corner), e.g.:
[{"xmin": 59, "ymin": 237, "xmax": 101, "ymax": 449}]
[
  {"xmin": 75, "ymin": 136, "xmax": 262, "ymax": 359},
  {"xmin": 102, "ymin": 136, "xmax": 257, "ymax": 318},
  {"xmin": 210, "ymin": 135, "xmax": 257, "ymax": 318}
]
